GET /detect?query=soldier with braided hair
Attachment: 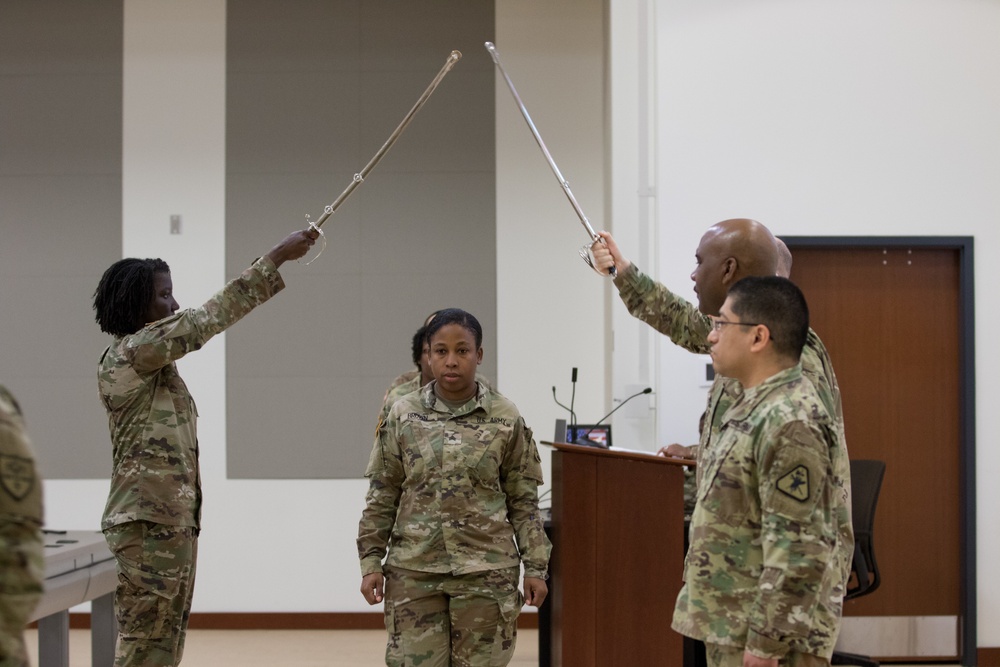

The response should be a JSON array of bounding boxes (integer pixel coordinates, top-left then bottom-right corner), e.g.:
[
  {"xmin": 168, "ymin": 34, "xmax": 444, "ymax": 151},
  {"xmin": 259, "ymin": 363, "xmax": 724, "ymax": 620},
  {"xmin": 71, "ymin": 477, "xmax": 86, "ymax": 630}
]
[{"xmin": 92, "ymin": 227, "xmax": 316, "ymax": 667}]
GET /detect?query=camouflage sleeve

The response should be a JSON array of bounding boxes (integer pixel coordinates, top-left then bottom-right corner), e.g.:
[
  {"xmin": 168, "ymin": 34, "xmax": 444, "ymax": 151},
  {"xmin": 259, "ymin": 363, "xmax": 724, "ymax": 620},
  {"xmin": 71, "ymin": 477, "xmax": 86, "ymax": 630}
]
[
  {"xmin": 614, "ymin": 263, "xmax": 712, "ymax": 355},
  {"xmin": 127, "ymin": 256, "xmax": 285, "ymax": 372},
  {"xmin": 0, "ymin": 386, "xmax": 43, "ymax": 527},
  {"xmin": 0, "ymin": 522, "xmax": 44, "ymax": 630},
  {"xmin": 0, "ymin": 386, "xmax": 44, "ymax": 626},
  {"xmin": 500, "ymin": 418, "xmax": 551, "ymax": 579},
  {"xmin": 357, "ymin": 409, "xmax": 404, "ymax": 577},
  {"xmin": 747, "ymin": 420, "xmax": 837, "ymax": 658}
]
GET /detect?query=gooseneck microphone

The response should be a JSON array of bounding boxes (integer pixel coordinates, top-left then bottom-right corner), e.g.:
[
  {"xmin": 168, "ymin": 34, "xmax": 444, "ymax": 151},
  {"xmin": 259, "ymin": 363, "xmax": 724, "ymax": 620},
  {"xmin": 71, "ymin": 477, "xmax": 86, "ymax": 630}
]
[
  {"xmin": 569, "ymin": 367, "xmax": 578, "ymax": 426},
  {"xmin": 552, "ymin": 386, "xmax": 573, "ymax": 416},
  {"xmin": 593, "ymin": 387, "xmax": 653, "ymax": 426}
]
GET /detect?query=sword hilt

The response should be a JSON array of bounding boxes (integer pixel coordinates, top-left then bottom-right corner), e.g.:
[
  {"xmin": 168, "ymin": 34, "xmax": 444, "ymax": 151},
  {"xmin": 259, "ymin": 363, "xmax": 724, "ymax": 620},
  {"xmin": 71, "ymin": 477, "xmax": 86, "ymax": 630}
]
[{"xmin": 580, "ymin": 237, "xmax": 617, "ymax": 278}]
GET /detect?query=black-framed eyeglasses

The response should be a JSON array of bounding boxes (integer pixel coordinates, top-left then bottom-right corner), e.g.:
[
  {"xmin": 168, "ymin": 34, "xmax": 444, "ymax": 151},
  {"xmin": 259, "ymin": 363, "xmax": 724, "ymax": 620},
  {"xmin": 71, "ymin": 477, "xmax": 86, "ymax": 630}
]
[{"xmin": 710, "ymin": 317, "xmax": 761, "ymax": 332}]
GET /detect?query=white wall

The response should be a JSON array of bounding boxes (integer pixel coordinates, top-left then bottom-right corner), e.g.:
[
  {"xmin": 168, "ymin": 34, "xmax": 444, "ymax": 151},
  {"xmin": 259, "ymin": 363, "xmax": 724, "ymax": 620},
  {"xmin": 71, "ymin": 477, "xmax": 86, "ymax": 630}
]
[
  {"xmin": 608, "ymin": 0, "xmax": 1000, "ymax": 647},
  {"xmin": 495, "ymin": 0, "xmax": 610, "ymax": 485}
]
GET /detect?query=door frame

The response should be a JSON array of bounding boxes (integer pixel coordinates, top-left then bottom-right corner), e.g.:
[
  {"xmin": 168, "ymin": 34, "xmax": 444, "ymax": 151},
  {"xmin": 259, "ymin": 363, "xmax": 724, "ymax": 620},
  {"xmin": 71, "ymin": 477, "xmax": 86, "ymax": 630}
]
[{"xmin": 781, "ymin": 235, "xmax": 976, "ymax": 665}]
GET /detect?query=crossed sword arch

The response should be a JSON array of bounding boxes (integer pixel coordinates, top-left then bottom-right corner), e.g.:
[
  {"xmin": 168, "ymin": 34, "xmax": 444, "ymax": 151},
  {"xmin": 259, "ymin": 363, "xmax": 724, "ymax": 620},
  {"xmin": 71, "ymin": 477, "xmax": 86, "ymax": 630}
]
[{"xmin": 301, "ymin": 44, "xmax": 612, "ymax": 277}]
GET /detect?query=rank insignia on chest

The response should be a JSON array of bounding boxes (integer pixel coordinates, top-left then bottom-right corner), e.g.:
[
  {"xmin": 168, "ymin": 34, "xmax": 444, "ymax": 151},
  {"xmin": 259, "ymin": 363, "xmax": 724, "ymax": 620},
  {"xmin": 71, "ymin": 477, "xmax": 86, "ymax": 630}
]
[
  {"xmin": 0, "ymin": 453, "xmax": 34, "ymax": 501},
  {"xmin": 776, "ymin": 464, "xmax": 810, "ymax": 501}
]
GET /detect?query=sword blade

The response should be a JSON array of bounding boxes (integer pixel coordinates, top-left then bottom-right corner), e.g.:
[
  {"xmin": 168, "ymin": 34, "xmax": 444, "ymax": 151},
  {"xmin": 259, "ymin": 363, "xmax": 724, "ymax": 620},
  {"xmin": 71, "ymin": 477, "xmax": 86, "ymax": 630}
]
[
  {"xmin": 313, "ymin": 50, "xmax": 462, "ymax": 228},
  {"xmin": 485, "ymin": 42, "xmax": 599, "ymax": 241}
]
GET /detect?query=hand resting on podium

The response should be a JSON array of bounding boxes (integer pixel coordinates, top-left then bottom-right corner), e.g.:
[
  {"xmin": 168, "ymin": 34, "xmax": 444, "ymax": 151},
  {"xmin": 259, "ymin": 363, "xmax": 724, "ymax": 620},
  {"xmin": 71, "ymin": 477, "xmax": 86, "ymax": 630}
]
[{"xmin": 658, "ymin": 443, "xmax": 697, "ymax": 460}]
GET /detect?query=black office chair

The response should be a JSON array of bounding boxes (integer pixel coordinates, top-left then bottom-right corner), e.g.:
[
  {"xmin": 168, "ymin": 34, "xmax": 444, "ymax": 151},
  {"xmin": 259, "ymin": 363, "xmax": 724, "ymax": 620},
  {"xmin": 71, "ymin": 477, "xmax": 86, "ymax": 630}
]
[{"xmin": 831, "ymin": 459, "xmax": 887, "ymax": 667}]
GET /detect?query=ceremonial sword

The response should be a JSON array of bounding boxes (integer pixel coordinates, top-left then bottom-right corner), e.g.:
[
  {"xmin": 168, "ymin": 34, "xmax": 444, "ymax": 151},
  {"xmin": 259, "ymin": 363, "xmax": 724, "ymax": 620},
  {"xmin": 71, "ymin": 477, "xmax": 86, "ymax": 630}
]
[
  {"xmin": 303, "ymin": 50, "xmax": 463, "ymax": 260},
  {"xmin": 485, "ymin": 42, "xmax": 614, "ymax": 277}
]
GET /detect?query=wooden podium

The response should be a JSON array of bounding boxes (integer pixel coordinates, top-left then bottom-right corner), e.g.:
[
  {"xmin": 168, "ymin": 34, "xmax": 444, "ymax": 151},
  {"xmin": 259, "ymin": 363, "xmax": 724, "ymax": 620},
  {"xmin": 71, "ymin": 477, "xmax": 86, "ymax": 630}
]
[{"xmin": 546, "ymin": 442, "xmax": 688, "ymax": 666}]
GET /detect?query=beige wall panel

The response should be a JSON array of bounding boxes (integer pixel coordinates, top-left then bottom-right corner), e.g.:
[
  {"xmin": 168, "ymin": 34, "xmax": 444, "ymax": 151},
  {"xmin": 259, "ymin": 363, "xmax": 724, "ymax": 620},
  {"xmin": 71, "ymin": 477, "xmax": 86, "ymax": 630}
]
[
  {"xmin": 226, "ymin": 0, "xmax": 495, "ymax": 478},
  {"xmin": 0, "ymin": 1, "xmax": 122, "ymax": 479}
]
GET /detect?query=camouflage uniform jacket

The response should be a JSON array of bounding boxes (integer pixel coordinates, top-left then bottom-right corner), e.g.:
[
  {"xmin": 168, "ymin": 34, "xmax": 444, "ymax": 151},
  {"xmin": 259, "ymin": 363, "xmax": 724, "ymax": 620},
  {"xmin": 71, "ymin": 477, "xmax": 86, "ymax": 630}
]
[
  {"xmin": 381, "ymin": 372, "xmax": 422, "ymax": 416},
  {"xmin": 672, "ymin": 364, "xmax": 850, "ymax": 660},
  {"xmin": 358, "ymin": 381, "xmax": 551, "ymax": 579},
  {"xmin": 385, "ymin": 369, "xmax": 419, "ymax": 398},
  {"xmin": 0, "ymin": 384, "xmax": 44, "ymax": 618},
  {"xmin": 614, "ymin": 264, "xmax": 852, "ymax": 544},
  {"xmin": 378, "ymin": 373, "xmax": 493, "ymax": 432},
  {"xmin": 98, "ymin": 257, "xmax": 284, "ymax": 530}
]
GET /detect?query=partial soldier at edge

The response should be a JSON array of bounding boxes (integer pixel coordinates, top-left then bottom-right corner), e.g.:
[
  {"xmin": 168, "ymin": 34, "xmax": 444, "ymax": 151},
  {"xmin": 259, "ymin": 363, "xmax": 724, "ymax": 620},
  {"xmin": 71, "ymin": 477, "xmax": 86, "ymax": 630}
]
[{"xmin": 0, "ymin": 384, "xmax": 44, "ymax": 667}]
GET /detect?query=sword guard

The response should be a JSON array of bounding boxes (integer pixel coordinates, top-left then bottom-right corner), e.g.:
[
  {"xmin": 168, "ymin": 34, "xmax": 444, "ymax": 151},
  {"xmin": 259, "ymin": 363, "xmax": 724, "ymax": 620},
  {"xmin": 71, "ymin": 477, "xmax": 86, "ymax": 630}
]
[{"xmin": 298, "ymin": 215, "xmax": 328, "ymax": 266}]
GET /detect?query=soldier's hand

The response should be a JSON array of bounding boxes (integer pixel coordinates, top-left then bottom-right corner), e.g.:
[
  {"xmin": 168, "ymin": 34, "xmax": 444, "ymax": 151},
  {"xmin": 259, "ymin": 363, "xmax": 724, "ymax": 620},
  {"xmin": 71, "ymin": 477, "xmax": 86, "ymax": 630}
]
[
  {"xmin": 523, "ymin": 577, "xmax": 548, "ymax": 608},
  {"xmin": 743, "ymin": 651, "xmax": 778, "ymax": 667},
  {"xmin": 266, "ymin": 228, "xmax": 320, "ymax": 268},
  {"xmin": 658, "ymin": 443, "xmax": 695, "ymax": 460},
  {"xmin": 360, "ymin": 572, "xmax": 384, "ymax": 605},
  {"xmin": 593, "ymin": 231, "xmax": 630, "ymax": 276}
]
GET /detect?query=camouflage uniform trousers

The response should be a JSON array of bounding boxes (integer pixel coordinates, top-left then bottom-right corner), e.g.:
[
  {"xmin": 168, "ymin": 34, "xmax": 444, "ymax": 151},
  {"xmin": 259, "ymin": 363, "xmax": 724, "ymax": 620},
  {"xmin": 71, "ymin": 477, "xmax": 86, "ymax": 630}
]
[
  {"xmin": 0, "ymin": 525, "xmax": 43, "ymax": 667},
  {"xmin": 103, "ymin": 521, "xmax": 198, "ymax": 667},
  {"xmin": 706, "ymin": 643, "xmax": 830, "ymax": 667},
  {"xmin": 383, "ymin": 565, "xmax": 523, "ymax": 667}
]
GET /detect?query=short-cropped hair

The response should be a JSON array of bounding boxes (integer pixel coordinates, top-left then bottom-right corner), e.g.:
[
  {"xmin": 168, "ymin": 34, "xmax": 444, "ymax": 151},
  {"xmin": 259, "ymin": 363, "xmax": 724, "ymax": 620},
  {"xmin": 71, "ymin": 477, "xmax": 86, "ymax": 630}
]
[{"xmin": 727, "ymin": 276, "xmax": 809, "ymax": 361}]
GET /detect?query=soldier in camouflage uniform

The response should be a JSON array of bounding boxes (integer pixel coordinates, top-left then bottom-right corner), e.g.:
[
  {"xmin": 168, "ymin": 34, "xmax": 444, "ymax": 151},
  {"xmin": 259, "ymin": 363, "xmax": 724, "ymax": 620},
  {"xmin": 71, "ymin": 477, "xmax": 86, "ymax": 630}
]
[
  {"xmin": 669, "ymin": 277, "xmax": 851, "ymax": 666},
  {"xmin": 593, "ymin": 223, "xmax": 852, "ymax": 665},
  {"xmin": 358, "ymin": 308, "xmax": 551, "ymax": 667},
  {"xmin": 91, "ymin": 228, "xmax": 316, "ymax": 667},
  {"xmin": 0, "ymin": 385, "xmax": 43, "ymax": 667}
]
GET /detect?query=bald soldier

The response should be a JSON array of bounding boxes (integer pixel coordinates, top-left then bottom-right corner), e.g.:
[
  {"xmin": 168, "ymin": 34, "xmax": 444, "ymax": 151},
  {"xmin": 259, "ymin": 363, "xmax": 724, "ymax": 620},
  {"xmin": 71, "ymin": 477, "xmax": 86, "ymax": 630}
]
[
  {"xmin": 775, "ymin": 238, "xmax": 793, "ymax": 279},
  {"xmin": 676, "ymin": 277, "xmax": 850, "ymax": 665},
  {"xmin": 592, "ymin": 220, "xmax": 846, "ymax": 465}
]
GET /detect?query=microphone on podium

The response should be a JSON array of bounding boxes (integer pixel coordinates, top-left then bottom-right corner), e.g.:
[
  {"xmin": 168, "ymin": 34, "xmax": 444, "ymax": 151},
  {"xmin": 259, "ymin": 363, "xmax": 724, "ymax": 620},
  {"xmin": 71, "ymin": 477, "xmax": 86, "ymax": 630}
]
[
  {"xmin": 569, "ymin": 367, "xmax": 578, "ymax": 427},
  {"xmin": 552, "ymin": 386, "xmax": 573, "ymax": 417},
  {"xmin": 593, "ymin": 387, "xmax": 653, "ymax": 426}
]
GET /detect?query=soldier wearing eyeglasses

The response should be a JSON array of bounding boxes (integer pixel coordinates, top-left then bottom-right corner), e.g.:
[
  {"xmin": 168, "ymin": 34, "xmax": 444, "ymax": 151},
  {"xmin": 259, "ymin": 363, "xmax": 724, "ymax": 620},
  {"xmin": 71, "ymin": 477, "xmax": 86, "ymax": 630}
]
[
  {"xmin": 592, "ymin": 220, "xmax": 852, "ymax": 666},
  {"xmin": 671, "ymin": 277, "xmax": 851, "ymax": 666}
]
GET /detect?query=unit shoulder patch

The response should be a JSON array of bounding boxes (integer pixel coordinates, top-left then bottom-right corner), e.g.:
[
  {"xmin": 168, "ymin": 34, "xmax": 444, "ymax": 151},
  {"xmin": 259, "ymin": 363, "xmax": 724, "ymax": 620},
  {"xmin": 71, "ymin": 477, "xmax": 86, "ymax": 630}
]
[
  {"xmin": 776, "ymin": 464, "xmax": 810, "ymax": 502},
  {"xmin": 0, "ymin": 453, "xmax": 34, "ymax": 501}
]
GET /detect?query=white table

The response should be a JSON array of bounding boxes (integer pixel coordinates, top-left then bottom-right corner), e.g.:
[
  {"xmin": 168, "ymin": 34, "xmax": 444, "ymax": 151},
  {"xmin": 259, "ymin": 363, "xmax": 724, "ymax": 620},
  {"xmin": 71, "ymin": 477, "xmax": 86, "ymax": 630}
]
[{"xmin": 29, "ymin": 530, "xmax": 116, "ymax": 667}]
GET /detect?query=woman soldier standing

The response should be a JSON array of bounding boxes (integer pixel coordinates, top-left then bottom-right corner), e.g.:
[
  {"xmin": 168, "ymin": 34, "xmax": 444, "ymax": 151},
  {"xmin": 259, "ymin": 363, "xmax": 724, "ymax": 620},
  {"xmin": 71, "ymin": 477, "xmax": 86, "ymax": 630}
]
[
  {"xmin": 358, "ymin": 308, "xmax": 550, "ymax": 666},
  {"xmin": 92, "ymin": 228, "xmax": 316, "ymax": 667}
]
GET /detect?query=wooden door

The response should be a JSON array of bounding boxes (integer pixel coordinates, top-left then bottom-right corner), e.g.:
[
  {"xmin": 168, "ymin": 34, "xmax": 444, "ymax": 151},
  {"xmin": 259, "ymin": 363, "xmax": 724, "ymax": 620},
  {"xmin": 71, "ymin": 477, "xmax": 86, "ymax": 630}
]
[{"xmin": 789, "ymin": 244, "xmax": 964, "ymax": 660}]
